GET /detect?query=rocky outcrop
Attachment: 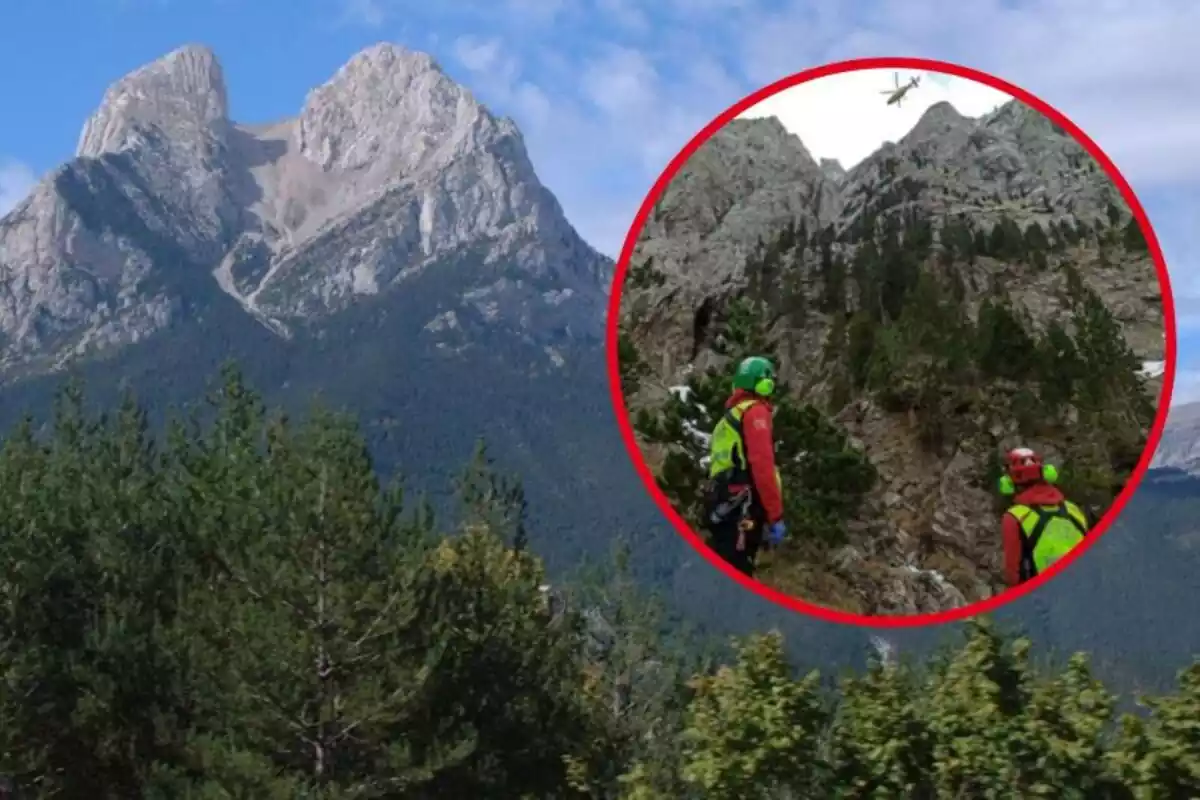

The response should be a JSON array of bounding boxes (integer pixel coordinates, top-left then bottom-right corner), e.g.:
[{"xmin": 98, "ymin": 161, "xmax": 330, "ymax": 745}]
[{"xmin": 0, "ymin": 43, "xmax": 610, "ymax": 379}]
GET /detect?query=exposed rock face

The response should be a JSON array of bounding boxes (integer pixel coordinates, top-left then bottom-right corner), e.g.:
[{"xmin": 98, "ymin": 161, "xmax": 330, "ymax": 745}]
[
  {"xmin": 0, "ymin": 43, "xmax": 610, "ymax": 379},
  {"xmin": 621, "ymin": 99, "xmax": 1165, "ymax": 615},
  {"xmin": 634, "ymin": 117, "xmax": 835, "ymax": 296}
]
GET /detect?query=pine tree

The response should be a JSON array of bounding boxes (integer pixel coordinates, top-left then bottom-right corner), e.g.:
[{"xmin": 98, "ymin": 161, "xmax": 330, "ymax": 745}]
[
  {"xmin": 1122, "ymin": 216, "xmax": 1149, "ymax": 252},
  {"xmin": 846, "ymin": 310, "xmax": 876, "ymax": 389},
  {"xmin": 819, "ymin": 238, "xmax": 846, "ymax": 313},
  {"xmin": 976, "ymin": 297, "xmax": 1039, "ymax": 381},
  {"xmin": 1024, "ymin": 220, "xmax": 1050, "ymax": 254},
  {"xmin": 1038, "ymin": 320, "xmax": 1084, "ymax": 410},
  {"xmin": 619, "ymin": 330, "xmax": 651, "ymax": 396},
  {"xmin": 852, "ymin": 237, "xmax": 882, "ymax": 320},
  {"xmin": 1072, "ymin": 288, "xmax": 1141, "ymax": 408},
  {"xmin": 828, "ymin": 657, "xmax": 933, "ymax": 797},
  {"xmin": 680, "ymin": 633, "xmax": 829, "ymax": 798}
]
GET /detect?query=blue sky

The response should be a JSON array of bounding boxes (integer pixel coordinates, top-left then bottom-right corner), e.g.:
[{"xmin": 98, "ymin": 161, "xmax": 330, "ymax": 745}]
[{"xmin": 2, "ymin": 0, "xmax": 1199, "ymax": 403}]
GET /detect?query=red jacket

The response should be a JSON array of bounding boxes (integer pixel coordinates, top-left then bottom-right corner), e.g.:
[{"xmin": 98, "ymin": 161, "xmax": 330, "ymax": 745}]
[
  {"xmin": 725, "ymin": 389, "xmax": 784, "ymax": 525},
  {"xmin": 1001, "ymin": 483, "xmax": 1066, "ymax": 587}
]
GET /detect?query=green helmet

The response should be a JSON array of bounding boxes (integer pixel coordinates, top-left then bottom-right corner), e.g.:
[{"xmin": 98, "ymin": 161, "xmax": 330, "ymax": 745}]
[{"xmin": 732, "ymin": 356, "xmax": 776, "ymax": 397}]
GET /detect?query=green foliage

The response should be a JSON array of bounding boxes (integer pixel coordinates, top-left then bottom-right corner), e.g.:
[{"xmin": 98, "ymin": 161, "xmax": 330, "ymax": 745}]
[
  {"xmin": 627, "ymin": 256, "xmax": 668, "ymax": 290},
  {"xmin": 846, "ymin": 310, "xmax": 876, "ymax": 389},
  {"xmin": 736, "ymin": 203, "xmax": 1150, "ymax": 521},
  {"xmin": 1069, "ymin": 287, "xmax": 1149, "ymax": 416},
  {"xmin": 819, "ymin": 239, "xmax": 847, "ymax": 314},
  {"xmin": 618, "ymin": 330, "xmax": 652, "ymax": 396},
  {"xmin": 619, "ymin": 619, "xmax": 1200, "ymax": 799},
  {"xmin": 0, "ymin": 372, "xmax": 1196, "ymax": 797},
  {"xmin": 679, "ymin": 633, "xmax": 828, "ymax": 798},
  {"xmin": 1023, "ymin": 220, "xmax": 1050, "ymax": 254},
  {"xmin": 0, "ymin": 370, "xmax": 642, "ymax": 797},
  {"xmin": 976, "ymin": 296, "xmax": 1040, "ymax": 381},
  {"xmin": 1122, "ymin": 217, "xmax": 1149, "ymax": 252},
  {"xmin": 457, "ymin": 439, "xmax": 530, "ymax": 551}
]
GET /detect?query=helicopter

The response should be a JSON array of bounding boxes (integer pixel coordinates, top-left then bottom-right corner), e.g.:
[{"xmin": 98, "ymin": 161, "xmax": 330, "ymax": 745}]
[{"xmin": 880, "ymin": 72, "xmax": 921, "ymax": 107}]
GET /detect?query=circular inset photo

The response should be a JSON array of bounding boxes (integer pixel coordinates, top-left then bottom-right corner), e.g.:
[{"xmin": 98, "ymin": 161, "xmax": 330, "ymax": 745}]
[{"xmin": 608, "ymin": 58, "xmax": 1176, "ymax": 627}]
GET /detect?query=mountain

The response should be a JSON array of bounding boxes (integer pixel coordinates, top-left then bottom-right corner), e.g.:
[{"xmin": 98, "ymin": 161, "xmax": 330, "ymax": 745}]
[
  {"xmin": 620, "ymin": 99, "xmax": 1164, "ymax": 614},
  {"xmin": 0, "ymin": 43, "xmax": 894, "ymax": 672},
  {"xmin": 0, "ymin": 43, "xmax": 623, "ymax": 560},
  {"xmin": 3, "ymin": 45, "xmax": 1195, "ymax": 694},
  {"xmin": 1151, "ymin": 401, "xmax": 1200, "ymax": 473},
  {"xmin": 1, "ymin": 44, "xmax": 608, "ymax": 373}
]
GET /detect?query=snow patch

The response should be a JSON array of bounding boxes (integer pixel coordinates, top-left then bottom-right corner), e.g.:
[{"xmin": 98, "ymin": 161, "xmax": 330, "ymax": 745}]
[
  {"xmin": 542, "ymin": 288, "xmax": 575, "ymax": 306},
  {"xmin": 351, "ymin": 263, "xmax": 379, "ymax": 294},
  {"xmin": 424, "ymin": 310, "xmax": 459, "ymax": 333},
  {"xmin": 683, "ymin": 420, "xmax": 711, "ymax": 448},
  {"xmin": 1141, "ymin": 360, "xmax": 1165, "ymax": 378},
  {"xmin": 903, "ymin": 563, "xmax": 952, "ymax": 590}
]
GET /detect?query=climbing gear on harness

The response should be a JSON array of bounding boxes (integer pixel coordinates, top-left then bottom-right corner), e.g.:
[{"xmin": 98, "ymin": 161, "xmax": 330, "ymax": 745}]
[
  {"xmin": 736, "ymin": 516, "xmax": 756, "ymax": 552},
  {"xmin": 709, "ymin": 484, "xmax": 752, "ymax": 526}
]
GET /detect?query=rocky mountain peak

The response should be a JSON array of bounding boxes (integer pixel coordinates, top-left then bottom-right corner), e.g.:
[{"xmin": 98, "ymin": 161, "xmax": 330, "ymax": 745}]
[
  {"xmin": 820, "ymin": 158, "xmax": 846, "ymax": 183},
  {"xmin": 902, "ymin": 100, "xmax": 969, "ymax": 143},
  {"xmin": 295, "ymin": 42, "xmax": 493, "ymax": 176},
  {"xmin": 76, "ymin": 44, "xmax": 229, "ymax": 159},
  {"xmin": 725, "ymin": 116, "xmax": 819, "ymax": 172},
  {"xmin": 0, "ymin": 41, "xmax": 608, "ymax": 379}
]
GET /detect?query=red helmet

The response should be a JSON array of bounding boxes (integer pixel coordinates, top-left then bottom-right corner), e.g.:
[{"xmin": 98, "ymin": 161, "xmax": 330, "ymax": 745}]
[{"xmin": 1005, "ymin": 447, "xmax": 1044, "ymax": 486}]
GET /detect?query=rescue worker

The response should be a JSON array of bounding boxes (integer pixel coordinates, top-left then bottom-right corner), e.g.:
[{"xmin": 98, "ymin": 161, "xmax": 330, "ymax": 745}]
[
  {"xmin": 998, "ymin": 446, "xmax": 1089, "ymax": 587},
  {"xmin": 705, "ymin": 355, "xmax": 786, "ymax": 576}
]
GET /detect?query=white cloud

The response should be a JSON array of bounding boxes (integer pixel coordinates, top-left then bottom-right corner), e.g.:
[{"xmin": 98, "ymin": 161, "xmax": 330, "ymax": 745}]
[
  {"xmin": 738, "ymin": 69, "xmax": 1013, "ymax": 170},
  {"xmin": 0, "ymin": 159, "xmax": 36, "ymax": 218},
  {"xmin": 736, "ymin": 0, "xmax": 1200, "ymax": 186},
  {"xmin": 581, "ymin": 46, "xmax": 655, "ymax": 117},
  {"xmin": 338, "ymin": 0, "xmax": 386, "ymax": 27},
  {"xmin": 454, "ymin": 35, "xmax": 505, "ymax": 75}
]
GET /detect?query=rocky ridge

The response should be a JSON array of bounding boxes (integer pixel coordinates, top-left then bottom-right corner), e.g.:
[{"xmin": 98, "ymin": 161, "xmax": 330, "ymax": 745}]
[
  {"xmin": 621, "ymin": 99, "xmax": 1164, "ymax": 615},
  {"xmin": 0, "ymin": 43, "xmax": 610, "ymax": 378}
]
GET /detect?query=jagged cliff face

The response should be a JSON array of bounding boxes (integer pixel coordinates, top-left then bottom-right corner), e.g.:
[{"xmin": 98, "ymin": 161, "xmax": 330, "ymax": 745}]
[
  {"xmin": 625, "ymin": 101, "xmax": 1163, "ymax": 385},
  {"xmin": 0, "ymin": 44, "xmax": 610, "ymax": 379},
  {"xmin": 620, "ymin": 98, "xmax": 1165, "ymax": 615}
]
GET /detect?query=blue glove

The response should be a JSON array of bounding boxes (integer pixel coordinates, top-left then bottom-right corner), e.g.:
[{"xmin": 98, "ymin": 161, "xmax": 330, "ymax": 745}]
[{"xmin": 767, "ymin": 521, "xmax": 787, "ymax": 546}]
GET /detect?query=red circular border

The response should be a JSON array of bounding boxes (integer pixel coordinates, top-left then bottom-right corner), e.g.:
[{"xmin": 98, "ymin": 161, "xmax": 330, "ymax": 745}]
[{"xmin": 604, "ymin": 55, "xmax": 1178, "ymax": 629}]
